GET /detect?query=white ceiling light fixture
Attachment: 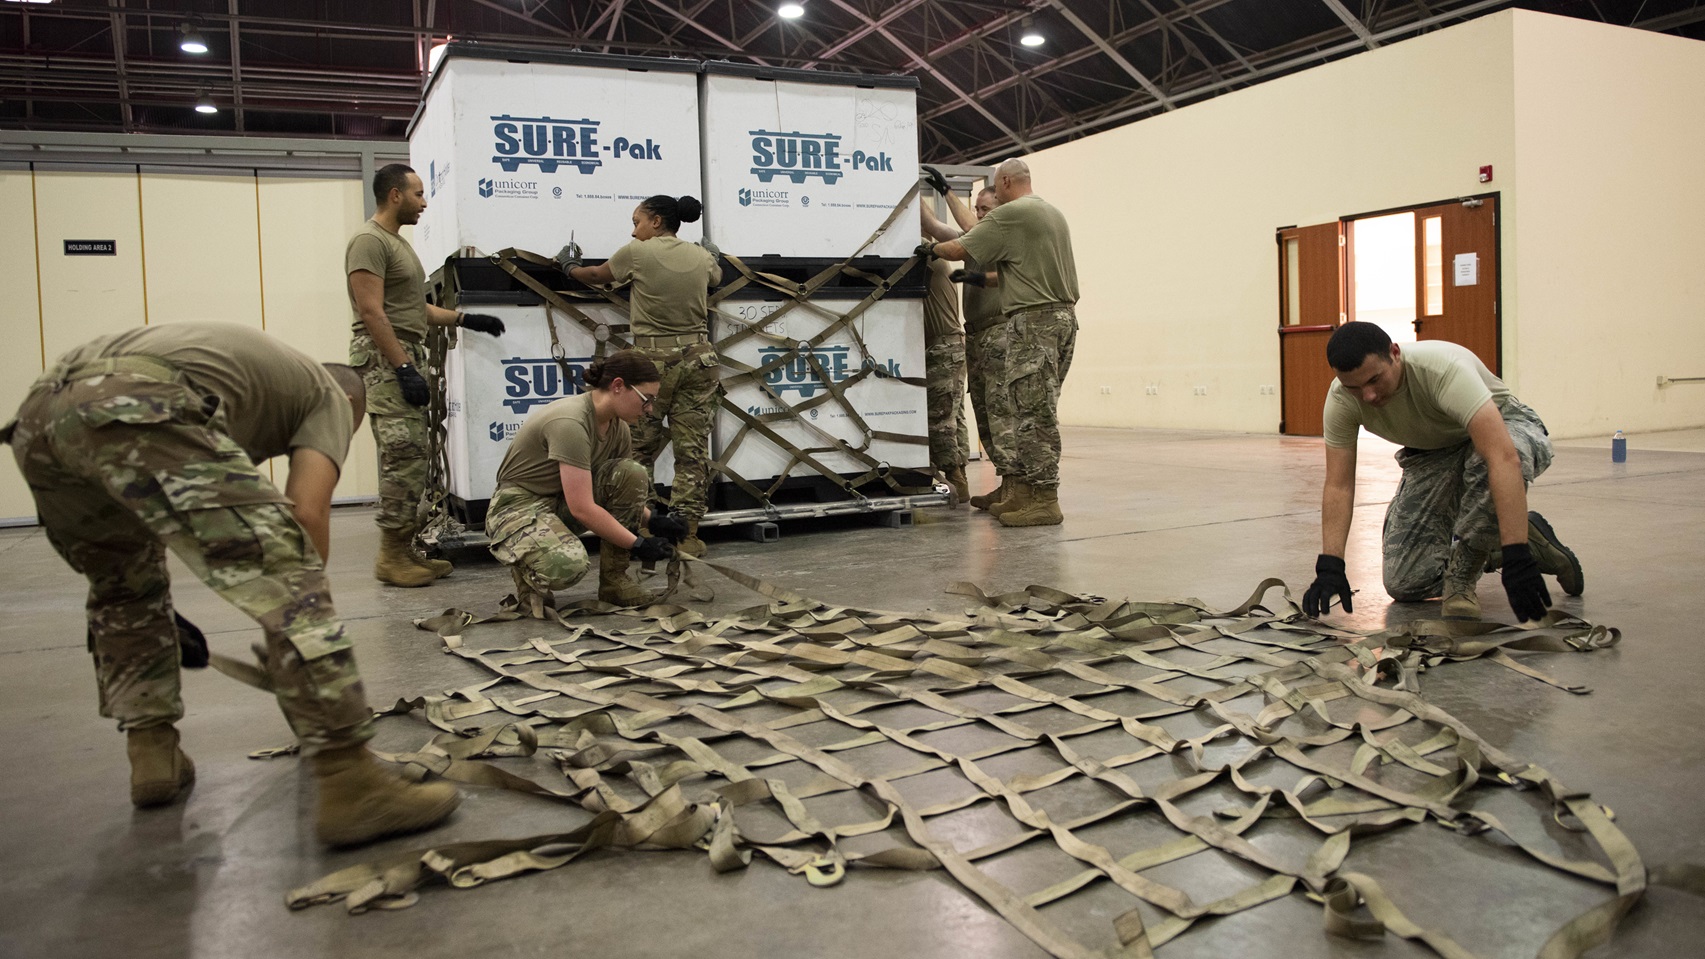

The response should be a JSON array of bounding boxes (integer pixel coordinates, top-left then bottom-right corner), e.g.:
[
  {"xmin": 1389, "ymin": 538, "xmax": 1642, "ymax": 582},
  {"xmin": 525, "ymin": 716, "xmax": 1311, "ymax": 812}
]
[
  {"xmin": 194, "ymin": 92, "xmax": 218, "ymax": 114},
  {"xmin": 178, "ymin": 23, "xmax": 210, "ymax": 55},
  {"xmin": 778, "ymin": 2, "xmax": 805, "ymax": 20},
  {"xmin": 1019, "ymin": 17, "xmax": 1045, "ymax": 47}
]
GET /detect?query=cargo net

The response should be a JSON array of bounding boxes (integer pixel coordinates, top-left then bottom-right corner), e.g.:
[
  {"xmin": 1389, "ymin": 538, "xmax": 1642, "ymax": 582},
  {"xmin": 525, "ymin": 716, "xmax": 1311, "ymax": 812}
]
[
  {"xmin": 471, "ymin": 181, "xmax": 939, "ymax": 512},
  {"xmin": 286, "ymin": 566, "xmax": 1687, "ymax": 959}
]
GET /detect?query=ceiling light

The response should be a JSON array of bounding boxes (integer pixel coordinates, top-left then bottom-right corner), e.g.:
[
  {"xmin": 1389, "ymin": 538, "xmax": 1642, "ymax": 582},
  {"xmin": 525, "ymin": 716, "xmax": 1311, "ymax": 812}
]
[
  {"xmin": 179, "ymin": 23, "xmax": 209, "ymax": 55},
  {"xmin": 194, "ymin": 93, "xmax": 218, "ymax": 114},
  {"xmin": 1019, "ymin": 18, "xmax": 1045, "ymax": 47},
  {"xmin": 778, "ymin": 3, "xmax": 805, "ymax": 19}
]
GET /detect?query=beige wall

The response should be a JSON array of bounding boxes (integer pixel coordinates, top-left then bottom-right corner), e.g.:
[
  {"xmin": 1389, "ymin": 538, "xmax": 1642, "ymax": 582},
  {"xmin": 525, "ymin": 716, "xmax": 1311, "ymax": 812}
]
[
  {"xmin": 1511, "ymin": 13, "xmax": 1705, "ymax": 437},
  {"xmin": 1028, "ymin": 12, "xmax": 1518, "ymax": 432},
  {"xmin": 0, "ymin": 169, "xmax": 44, "ymax": 521},
  {"xmin": 0, "ymin": 168, "xmax": 379, "ymax": 523}
]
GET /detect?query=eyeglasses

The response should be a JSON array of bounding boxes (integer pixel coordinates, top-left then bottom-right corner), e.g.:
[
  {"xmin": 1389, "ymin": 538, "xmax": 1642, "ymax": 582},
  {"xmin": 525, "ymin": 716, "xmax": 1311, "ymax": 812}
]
[{"xmin": 633, "ymin": 388, "xmax": 659, "ymax": 409}]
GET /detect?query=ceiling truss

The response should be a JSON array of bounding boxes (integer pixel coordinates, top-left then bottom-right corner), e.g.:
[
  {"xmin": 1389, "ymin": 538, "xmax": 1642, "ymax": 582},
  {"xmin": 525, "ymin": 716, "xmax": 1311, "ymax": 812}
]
[{"xmin": 2, "ymin": 0, "xmax": 1702, "ymax": 161}]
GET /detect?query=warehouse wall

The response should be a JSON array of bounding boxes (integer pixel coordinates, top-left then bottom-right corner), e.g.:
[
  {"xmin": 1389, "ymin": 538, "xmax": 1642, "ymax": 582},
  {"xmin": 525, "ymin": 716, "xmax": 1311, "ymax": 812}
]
[
  {"xmin": 1510, "ymin": 13, "xmax": 1705, "ymax": 437},
  {"xmin": 1027, "ymin": 11, "xmax": 1519, "ymax": 433},
  {"xmin": 0, "ymin": 167, "xmax": 381, "ymax": 523}
]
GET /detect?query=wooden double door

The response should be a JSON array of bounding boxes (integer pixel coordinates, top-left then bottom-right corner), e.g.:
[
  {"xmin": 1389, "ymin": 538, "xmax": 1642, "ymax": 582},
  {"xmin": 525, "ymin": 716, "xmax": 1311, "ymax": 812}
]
[{"xmin": 1277, "ymin": 194, "xmax": 1500, "ymax": 436}]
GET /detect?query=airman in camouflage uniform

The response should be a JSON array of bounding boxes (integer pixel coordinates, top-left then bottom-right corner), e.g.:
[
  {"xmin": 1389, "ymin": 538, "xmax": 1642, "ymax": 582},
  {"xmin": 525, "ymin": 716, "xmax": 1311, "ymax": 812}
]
[
  {"xmin": 347, "ymin": 163, "xmax": 505, "ymax": 587},
  {"xmin": 930, "ymin": 159, "xmax": 1078, "ymax": 527},
  {"xmin": 1303, "ymin": 323, "xmax": 1583, "ymax": 624},
  {"xmin": 4, "ymin": 322, "xmax": 459, "ymax": 846},
  {"xmin": 565, "ymin": 194, "xmax": 721, "ymax": 556},
  {"xmin": 486, "ymin": 352, "xmax": 678, "ymax": 614},
  {"xmin": 923, "ymin": 258, "xmax": 970, "ymax": 500}
]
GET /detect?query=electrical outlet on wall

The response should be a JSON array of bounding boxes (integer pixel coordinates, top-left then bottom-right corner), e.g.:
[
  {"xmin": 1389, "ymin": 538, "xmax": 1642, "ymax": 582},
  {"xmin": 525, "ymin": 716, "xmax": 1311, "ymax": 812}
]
[
  {"xmin": 1193, "ymin": 386, "xmax": 1208, "ymax": 396},
  {"xmin": 1259, "ymin": 385, "xmax": 1275, "ymax": 395},
  {"xmin": 1099, "ymin": 385, "xmax": 1112, "ymax": 395}
]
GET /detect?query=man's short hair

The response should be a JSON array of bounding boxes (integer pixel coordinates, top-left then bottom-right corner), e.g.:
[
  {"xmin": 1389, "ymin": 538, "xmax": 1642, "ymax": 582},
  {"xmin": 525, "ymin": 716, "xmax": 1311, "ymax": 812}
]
[
  {"xmin": 995, "ymin": 158, "xmax": 1031, "ymax": 181},
  {"xmin": 976, "ymin": 186, "xmax": 996, "ymax": 198},
  {"xmin": 372, "ymin": 163, "xmax": 415, "ymax": 205},
  {"xmin": 323, "ymin": 362, "xmax": 366, "ymax": 404},
  {"xmin": 1325, "ymin": 321, "xmax": 1393, "ymax": 372}
]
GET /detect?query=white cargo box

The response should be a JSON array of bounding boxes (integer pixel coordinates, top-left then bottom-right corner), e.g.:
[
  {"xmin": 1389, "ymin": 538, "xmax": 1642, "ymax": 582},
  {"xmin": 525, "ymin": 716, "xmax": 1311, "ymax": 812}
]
[
  {"xmin": 713, "ymin": 297, "xmax": 928, "ymax": 485},
  {"xmin": 700, "ymin": 63, "xmax": 920, "ymax": 260},
  {"xmin": 408, "ymin": 45, "xmax": 703, "ymax": 268},
  {"xmin": 445, "ymin": 302, "xmax": 674, "ymax": 505}
]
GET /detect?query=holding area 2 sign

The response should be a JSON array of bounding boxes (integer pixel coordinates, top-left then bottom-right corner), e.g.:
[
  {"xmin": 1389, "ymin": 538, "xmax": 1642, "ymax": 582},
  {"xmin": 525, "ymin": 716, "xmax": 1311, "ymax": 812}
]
[{"xmin": 64, "ymin": 240, "xmax": 117, "ymax": 256}]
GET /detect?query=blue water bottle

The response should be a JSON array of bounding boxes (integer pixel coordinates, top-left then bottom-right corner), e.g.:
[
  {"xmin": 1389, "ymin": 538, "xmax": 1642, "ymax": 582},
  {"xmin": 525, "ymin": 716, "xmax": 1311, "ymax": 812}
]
[{"xmin": 1611, "ymin": 429, "xmax": 1627, "ymax": 463}]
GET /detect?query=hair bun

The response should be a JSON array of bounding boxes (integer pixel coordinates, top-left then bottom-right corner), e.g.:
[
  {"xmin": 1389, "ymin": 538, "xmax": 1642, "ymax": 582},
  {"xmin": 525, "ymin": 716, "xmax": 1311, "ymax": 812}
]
[
  {"xmin": 676, "ymin": 195, "xmax": 703, "ymax": 224},
  {"xmin": 583, "ymin": 356, "xmax": 608, "ymax": 389}
]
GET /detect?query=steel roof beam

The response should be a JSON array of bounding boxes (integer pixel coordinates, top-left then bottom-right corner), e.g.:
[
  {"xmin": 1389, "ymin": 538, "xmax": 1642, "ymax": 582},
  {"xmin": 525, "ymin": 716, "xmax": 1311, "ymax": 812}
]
[
  {"xmin": 961, "ymin": 0, "xmax": 1508, "ymax": 162},
  {"xmin": 634, "ymin": 0, "xmax": 771, "ymax": 65},
  {"xmin": 1043, "ymin": 0, "xmax": 1174, "ymax": 108},
  {"xmin": 918, "ymin": 0, "xmax": 1240, "ymax": 123},
  {"xmin": 1320, "ymin": 0, "xmax": 1381, "ymax": 50},
  {"xmin": 800, "ymin": 0, "xmax": 930, "ymax": 67},
  {"xmin": 821, "ymin": 0, "xmax": 1031, "ymax": 150}
]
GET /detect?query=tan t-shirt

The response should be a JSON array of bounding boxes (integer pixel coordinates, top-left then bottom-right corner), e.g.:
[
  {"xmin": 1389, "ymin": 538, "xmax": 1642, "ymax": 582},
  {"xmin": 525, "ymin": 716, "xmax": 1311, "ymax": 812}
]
[
  {"xmin": 495, "ymin": 393, "xmax": 631, "ymax": 496},
  {"xmin": 345, "ymin": 219, "xmax": 429, "ymax": 339},
  {"xmin": 960, "ymin": 253, "xmax": 1002, "ymax": 335},
  {"xmin": 923, "ymin": 258, "xmax": 963, "ymax": 344},
  {"xmin": 56, "ymin": 322, "xmax": 354, "ymax": 468},
  {"xmin": 1322, "ymin": 341, "xmax": 1512, "ymax": 450},
  {"xmin": 957, "ymin": 194, "xmax": 1079, "ymax": 315},
  {"xmin": 605, "ymin": 236, "xmax": 720, "ymax": 337}
]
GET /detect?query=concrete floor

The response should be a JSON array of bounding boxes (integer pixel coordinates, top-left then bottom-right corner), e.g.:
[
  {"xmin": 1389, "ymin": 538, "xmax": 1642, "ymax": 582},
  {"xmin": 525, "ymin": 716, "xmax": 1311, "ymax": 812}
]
[{"xmin": 2, "ymin": 426, "xmax": 1701, "ymax": 959}]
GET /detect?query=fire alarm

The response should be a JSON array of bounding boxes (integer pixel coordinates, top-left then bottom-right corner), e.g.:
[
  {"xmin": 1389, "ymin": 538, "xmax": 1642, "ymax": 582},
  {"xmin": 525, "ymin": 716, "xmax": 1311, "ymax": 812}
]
[{"xmin": 1478, "ymin": 165, "xmax": 1493, "ymax": 183}]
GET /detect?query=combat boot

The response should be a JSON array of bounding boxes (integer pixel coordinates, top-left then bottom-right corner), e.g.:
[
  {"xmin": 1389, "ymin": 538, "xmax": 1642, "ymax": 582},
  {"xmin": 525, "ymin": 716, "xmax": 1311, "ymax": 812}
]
[
  {"xmin": 413, "ymin": 542, "xmax": 453, "ymax": 580},
  {"xmin": 128, "ymin": 724, "xmax": 195, "ymax": 808},
  {"xmin": 677, "ymin": 519, "xmax": 706, "ymax": 559},
  {"xmin": 943, "ymin": 465, "xmax": 970, "ymax": 504},
  {"xmin": 598, "ymin": 541, "xmax": 658, "ymax": 607},
  {"xmin": 1441, "ymin": 588, "xmax": 1481, "ymax": 621},
  {"xmin": 374, "ymin": 528, "xmax": 437, "ymax": 588},
  {"xmin": 970, "ymin": 477, "xmax": 1007, "ymax": 512},
  {"xmin": 511, "ymin": 566, "xmax": 554, "ymax": 619},
  {"xmin": 312, "ymin": 744, "xmax": 461, "ymax": 847},
  {"xmin": 1526, "ymin": 512, "xmax": 1584, "ymax": 596},
  {"xmin": 999, "ymin": 485, "xmax": 1063, "ymax": 527},
  {"xmin": 989, "ymin": 480, "xmax": 1032, "ymax": 519}
]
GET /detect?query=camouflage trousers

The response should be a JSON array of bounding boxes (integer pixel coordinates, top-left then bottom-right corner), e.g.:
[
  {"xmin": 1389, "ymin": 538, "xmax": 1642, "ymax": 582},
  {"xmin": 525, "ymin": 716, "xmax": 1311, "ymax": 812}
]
[
  {"xmin": 1382, "ymin": 400, "xmax": 1553, "ymax": 601},
  {"xmin": 350, "ymin": 334, "xmax": 428, "ymax": 532},
  {"xmin": 925, "ymin": 335, "xmax": 969, "ymax": 470},
  {"xmin": 966, "ymin": 322, "xmax": 1013, "ymax": 474},
  {"xmin": 632, "ymin": 343, "xmax": 719, "ymax": 521},
  {"xmin": 485, "ymin": 459, "xmax": 649, "ymax": 592},
  {"xmin": 1005, "ymin": 305, "xmax": 1078, "ymax": 489},
  {"xmin": 6, "ymin": 367, "xmax": 373, "ymax": 753}
]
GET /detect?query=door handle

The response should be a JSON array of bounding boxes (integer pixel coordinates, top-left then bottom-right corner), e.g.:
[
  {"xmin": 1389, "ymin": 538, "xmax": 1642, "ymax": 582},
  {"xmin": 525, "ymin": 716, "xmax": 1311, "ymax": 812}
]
[{"xmin": 1412, "ymin": 318, "xmax": 1423, "ymax": 334}]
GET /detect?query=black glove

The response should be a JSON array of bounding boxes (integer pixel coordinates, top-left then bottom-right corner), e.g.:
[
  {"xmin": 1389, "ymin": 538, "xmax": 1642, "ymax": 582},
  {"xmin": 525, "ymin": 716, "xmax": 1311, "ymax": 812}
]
[
  {"xmin": 460, "ymin": 313, "xmax": 505, "ymax": 336},
  {"xmin": 1500, "ymin": 543, "xmax": 1552, "ymax": 622},
  {"xmin": 630, "ymin": 535, "xmax": 674, "ymax": 563},
  {"xmin": 948, "ymin": 268, "xmax": 986, "ymax": 287},
  {"xmin": 921, "ymin": 165, "xmax": 949, "ymax": 195},
  {"xmin": 914, "ymin": 241, "xmax": 938, "ymax": 260},
  {"xmin": 647, "ymin": 509, "xmax": 690, "ymax": 544},
  {"xmin": 554, "ymin": 240, "xmax": 584, "ymax": 272},
  {"xmin": 175, "ymin": 612, "xmax": 209, "ymax": 669},
  {"xmin": 394, "ymin": 363, "xmax": 430, "ymax": 408},
  {"xmin": 1303, "ymin": 554, "xmax": 1353, "ymax": 617}
]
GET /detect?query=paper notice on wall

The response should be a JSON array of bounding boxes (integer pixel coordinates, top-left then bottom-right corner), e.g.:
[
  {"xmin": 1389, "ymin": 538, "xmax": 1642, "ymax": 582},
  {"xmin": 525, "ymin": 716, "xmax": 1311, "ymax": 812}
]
[{"xmin": 1453, "ymin": 252, "xmax": 1479, "ymax": 286}]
